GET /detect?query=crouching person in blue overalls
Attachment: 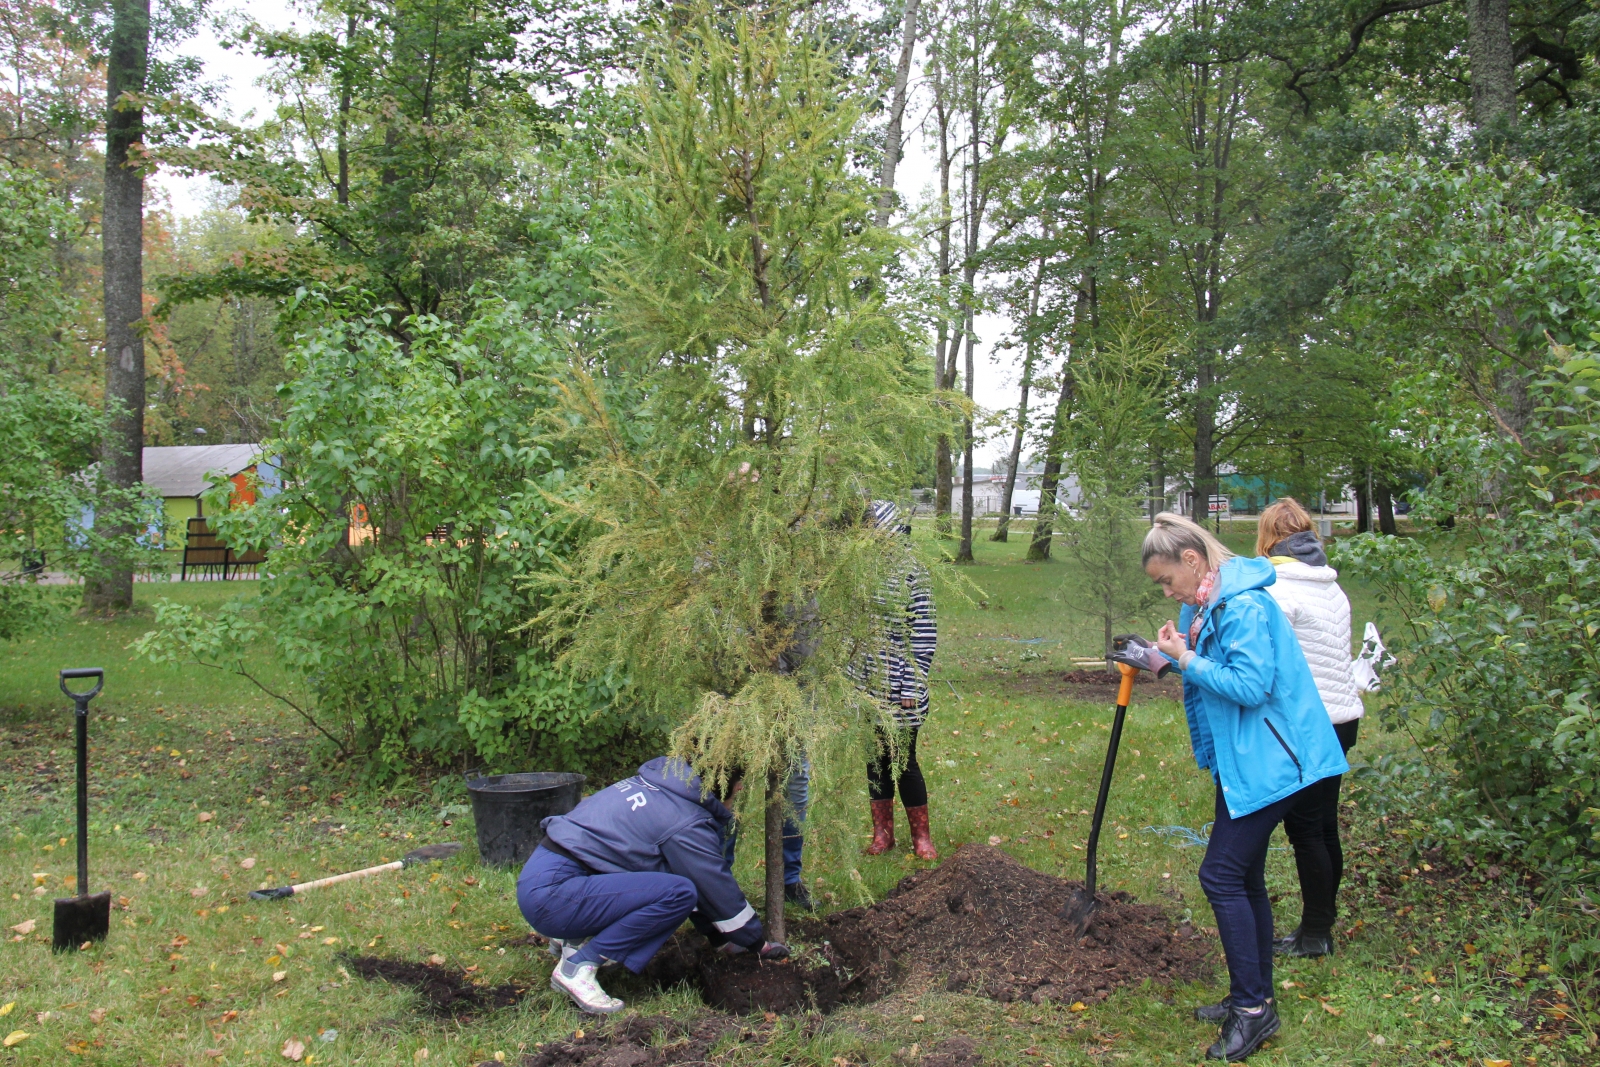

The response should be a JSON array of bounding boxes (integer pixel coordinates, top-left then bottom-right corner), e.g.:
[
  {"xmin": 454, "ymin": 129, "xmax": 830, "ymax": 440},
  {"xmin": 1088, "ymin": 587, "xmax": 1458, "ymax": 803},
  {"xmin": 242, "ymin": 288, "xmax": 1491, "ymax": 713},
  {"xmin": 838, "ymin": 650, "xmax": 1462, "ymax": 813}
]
[{"xmin": 517, "ymin": 757, "xmax": 790, "ymax": 1015}]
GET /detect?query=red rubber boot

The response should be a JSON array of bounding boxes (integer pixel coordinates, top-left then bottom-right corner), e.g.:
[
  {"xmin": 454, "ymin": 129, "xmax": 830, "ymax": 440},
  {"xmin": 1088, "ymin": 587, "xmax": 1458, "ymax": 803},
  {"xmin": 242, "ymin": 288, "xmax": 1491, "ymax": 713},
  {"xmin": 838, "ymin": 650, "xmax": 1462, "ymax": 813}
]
[
  {"xmin": 865, "ymin": 799, "xmax": 896, "ymax": 855},
  {"xmin": 905, "ymin": 803, "xmax": 938, "ymax": 860}
]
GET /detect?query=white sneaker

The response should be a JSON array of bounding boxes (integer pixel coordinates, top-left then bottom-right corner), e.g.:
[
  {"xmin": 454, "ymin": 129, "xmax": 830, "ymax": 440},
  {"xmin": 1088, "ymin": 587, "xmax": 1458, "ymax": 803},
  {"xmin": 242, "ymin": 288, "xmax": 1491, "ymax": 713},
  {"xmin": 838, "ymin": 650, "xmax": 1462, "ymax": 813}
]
[{"xmin": 550, "ymin": 961, "xmax": 624, "ymax": 1015}]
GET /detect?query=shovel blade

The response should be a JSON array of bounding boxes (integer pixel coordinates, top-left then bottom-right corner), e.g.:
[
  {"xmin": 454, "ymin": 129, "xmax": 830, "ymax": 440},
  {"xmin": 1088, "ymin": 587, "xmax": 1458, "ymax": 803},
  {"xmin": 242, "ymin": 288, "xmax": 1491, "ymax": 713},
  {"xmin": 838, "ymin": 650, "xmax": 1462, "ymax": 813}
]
[
  {"xmin": 1060, "ymin": 887, "xmax": 1096, "ymax": 937},
  {"xmin": 402, "ymin": 841, "xmax": 462, "ymax": 866},
  {"xmin": 52, "ymin": 892, "xmax": 110, "ymax": 953}
]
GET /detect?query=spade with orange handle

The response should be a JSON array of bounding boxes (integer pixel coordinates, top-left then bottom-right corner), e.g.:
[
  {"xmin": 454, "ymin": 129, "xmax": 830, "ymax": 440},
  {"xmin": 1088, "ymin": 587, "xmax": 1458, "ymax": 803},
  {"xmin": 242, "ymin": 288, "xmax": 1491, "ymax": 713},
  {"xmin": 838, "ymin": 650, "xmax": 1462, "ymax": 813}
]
[{"xmin": 1060, "ymin": 635, "xmax": 1172, "ymax": 936}]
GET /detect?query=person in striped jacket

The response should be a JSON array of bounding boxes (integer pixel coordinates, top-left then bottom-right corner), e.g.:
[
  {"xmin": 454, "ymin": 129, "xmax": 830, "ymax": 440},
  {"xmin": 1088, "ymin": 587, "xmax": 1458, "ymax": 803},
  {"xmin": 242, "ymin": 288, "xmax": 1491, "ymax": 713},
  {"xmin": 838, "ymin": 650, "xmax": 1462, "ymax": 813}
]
[{"xmin": 852, "ymin": 500, "xmax": 939, "ymax": 860}]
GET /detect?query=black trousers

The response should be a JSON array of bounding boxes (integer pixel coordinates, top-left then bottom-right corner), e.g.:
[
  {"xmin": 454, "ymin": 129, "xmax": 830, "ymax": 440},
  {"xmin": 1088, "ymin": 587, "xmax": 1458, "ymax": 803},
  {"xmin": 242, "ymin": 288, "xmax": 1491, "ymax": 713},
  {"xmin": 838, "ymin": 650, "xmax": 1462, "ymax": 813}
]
[
  {"xmin": 1280, "ymin": 718, "xmax": 1360, "ymax": 938},
  {"xmin": 867, "ymin": 725, "xmax": 927, "ymax": 807}
]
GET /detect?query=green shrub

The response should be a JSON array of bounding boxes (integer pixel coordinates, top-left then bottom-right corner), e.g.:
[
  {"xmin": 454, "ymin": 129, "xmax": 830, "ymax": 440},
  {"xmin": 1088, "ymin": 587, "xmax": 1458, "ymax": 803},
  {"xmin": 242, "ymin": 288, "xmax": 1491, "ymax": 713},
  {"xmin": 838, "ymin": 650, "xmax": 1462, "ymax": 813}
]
[{"xmin": 139, "ymin": 290, "xmax": 661, "ymax": 777}]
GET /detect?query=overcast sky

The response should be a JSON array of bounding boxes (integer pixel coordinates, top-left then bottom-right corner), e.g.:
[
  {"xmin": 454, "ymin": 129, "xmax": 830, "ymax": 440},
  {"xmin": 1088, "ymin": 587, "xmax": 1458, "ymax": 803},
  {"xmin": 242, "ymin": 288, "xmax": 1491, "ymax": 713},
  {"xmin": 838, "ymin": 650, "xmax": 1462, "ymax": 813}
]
[{"xmin": 156, "ymin": 3, "xmax": 1022, "ymax": 468}]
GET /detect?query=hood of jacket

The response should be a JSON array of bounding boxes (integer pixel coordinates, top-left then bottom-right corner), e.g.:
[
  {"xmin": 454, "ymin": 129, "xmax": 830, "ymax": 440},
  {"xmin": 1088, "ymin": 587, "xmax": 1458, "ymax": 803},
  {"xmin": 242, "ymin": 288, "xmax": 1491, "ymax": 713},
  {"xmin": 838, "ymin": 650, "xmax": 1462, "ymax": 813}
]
[
  {"xmin": 1271, "ymin": 558, "xmax": 1340, "ymax": 584},
  {"xmin": 1212, "ymin": 555, "xmax": 1278, "ymax": 600},
  {"xmin": 1268, "ymin": 530, "xmax": 1327, "ymax": 567},
  {"xmin": 638, "ymin": 757, "xmax": 734, "ymax": 827}
]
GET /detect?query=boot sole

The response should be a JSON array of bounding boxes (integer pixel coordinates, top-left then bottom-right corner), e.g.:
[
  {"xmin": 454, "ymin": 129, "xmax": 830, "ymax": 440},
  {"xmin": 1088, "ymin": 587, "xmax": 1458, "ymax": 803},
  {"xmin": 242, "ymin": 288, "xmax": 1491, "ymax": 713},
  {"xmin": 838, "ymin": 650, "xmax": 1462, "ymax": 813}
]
[{"xmin": 1206, "ymin": 1014, "xmax": 1280, "ymax": 1060}]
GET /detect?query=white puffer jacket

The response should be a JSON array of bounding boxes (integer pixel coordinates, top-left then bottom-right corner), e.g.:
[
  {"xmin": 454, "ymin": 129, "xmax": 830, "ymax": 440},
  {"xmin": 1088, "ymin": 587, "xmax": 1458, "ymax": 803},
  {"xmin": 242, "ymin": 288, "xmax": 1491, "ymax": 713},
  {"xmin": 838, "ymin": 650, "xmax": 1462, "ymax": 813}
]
[{"xmin": 1266, "ymin": 560, "xmax": 1364, "ymax": 723}]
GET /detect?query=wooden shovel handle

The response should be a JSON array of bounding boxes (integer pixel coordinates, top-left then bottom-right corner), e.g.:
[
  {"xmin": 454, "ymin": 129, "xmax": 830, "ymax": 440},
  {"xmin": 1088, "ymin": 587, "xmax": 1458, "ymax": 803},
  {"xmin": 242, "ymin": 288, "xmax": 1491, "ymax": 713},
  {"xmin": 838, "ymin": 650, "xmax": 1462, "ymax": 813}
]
[{"xmin": 290, "ymin": 860, "xmax": 404, "ymax": 894}]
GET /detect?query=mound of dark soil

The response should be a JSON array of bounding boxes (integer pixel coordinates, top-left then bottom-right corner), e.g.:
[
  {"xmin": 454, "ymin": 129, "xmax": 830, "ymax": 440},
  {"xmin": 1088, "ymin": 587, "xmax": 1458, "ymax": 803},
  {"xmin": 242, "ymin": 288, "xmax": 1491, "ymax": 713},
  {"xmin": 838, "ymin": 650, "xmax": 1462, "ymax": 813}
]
[
  {"xmin": 508, "ymin": 1014, "xmax": 747, "ymax": 1067},
  {"xmin": 809, "ymin": 843, "xmax": 1211, "ymax": 1007},
  {"xmin": 641, "ymin": 935, "xmax": 846, "ymax": 1014},
  {"xmin": 501, "ymin": 1016, "xmax": 982, "ymax": 1067},
  {"xmin": 345, "ymin": 954, "xmax": 528, "ymax": 1015}
]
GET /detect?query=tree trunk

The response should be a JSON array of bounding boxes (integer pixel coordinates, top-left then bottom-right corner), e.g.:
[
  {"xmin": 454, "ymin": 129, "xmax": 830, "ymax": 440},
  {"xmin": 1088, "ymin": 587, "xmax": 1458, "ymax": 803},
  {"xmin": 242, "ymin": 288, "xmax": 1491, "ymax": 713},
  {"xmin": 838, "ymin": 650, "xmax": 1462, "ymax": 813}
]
[
  {"xmin": 1375, "ymin": 481, "xmax": 1397, "ymax": 536},
  {"xmin": 957, "ymin": 320, "xmax": 975, "ymax": 562},
  {"xmin": 764, "ymin": 768, "xmax": 786, "ymax": 945},
  {"xmin": 1355, "ymin": 471, "xmax": 1371, "ymax": 534},
  {"xmin": 1466, "ymin": 0, "xmax": 1517, "ymax": 134},
  {"xmin": 1190, "ymin": 351, "xmax": 1216, "ymax": 525},
  {"xmin": 85, "ymin": 0, "xmax": 150, "ymax": 612},
  {"xmin": 873, "ymin": 0, "xmax": 921, "ymax": 228},
  {"xmin": 1027, "ymin": 355, "xmax": 1076, "ymax": 561},
  {"xmin": 993, "ymin": 258, "xmax": 1044, "ymax": 542},
  {"xmin": 1149, "ymin": 445, "xmax": 1164, "ymax": 522},
  {"xmin": 932, "ymin": 59, "xmax": 956, "ymax": 539}
]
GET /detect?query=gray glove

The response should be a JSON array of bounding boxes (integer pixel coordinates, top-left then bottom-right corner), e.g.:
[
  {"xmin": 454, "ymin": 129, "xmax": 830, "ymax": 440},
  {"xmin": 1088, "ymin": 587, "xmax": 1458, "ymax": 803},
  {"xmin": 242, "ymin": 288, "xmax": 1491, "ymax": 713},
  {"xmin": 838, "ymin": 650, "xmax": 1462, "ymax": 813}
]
[
  {"xmin": 758, "ymin": 941, "xmax": 790, "ymax": 960},
  {"xmin": 1110, "ymin": 634, "xmax": 1173, "ymax": 678}
]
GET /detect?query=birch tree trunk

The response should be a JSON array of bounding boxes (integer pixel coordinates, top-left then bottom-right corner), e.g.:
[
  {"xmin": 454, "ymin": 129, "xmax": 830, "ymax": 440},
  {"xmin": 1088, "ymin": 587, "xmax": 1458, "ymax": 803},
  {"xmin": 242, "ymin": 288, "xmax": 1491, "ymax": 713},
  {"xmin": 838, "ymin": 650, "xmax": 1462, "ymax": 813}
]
[
  {"xmin": 874, "ymin": 0, "xmax": 922, "ymax": 228},
  {"xmin": 993, "ymin": 255, "xmax": 1045, "ymax": 541}
]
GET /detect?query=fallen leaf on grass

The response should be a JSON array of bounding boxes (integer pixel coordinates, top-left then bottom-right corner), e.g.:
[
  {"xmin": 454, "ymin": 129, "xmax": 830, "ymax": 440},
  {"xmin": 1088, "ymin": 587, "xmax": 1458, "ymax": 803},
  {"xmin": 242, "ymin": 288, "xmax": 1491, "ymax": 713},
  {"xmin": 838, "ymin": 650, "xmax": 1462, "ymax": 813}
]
[
  {"xmin": 427, "ymin": 954, "xmax": 445, "ymax": 966},
  {"xmin": 1483, "ymin": 1061, "xmax": 1511, "ymax": 1067},
  {"xmin": 3, "ymin": 1031, "xmax": 28, "ymax": 1047},
  {"xmin": 88, "ymin": 1009, "xmax": 105, "ymax": 1025},
  {"xmin": 0, "ymin": 1003, "xmax": 12, "ymax": 1016},
  {"xmin": 272, "ymin": 971, "xmax": 287, "ymax": 983},
  {"xmin": 281, "ymin": 1037, "xmax": 306, "ymax": 1060},
  {"xmin": 414, "ymin": 1049, "xmax": 429, "ymax": 1061},
  {"xmin": 240, "ymin": 858, "xmax": 256, "ymax": 870},
  {"xmin": 1069, "ymin": 1002, "xmax": 1087, "ymax": 1012},
  {"xmin": 197, "ymin": 812, "xmax": 214, "ymax": 823},
  {"xmin": 987, "ymin": 835, "xmax": 1002, "ymax": 846},
  {"xmin": 1321, "ymin": 1002, "xmax": 1343, "ymax": 1016},
  {"xmin": 190, "ymin": 887, "xmax": 208, "ymax": 899},
  {"xmin": 322, "ymin": 937, "xmax": 338, "ymax": 945},
  {"xmin": 9, "ymin": 920, "xmax": 35, "ymax": 935},
  {"xmin": 204, "ymin": 1050, "xmax": 223, "ymax": 1059}
]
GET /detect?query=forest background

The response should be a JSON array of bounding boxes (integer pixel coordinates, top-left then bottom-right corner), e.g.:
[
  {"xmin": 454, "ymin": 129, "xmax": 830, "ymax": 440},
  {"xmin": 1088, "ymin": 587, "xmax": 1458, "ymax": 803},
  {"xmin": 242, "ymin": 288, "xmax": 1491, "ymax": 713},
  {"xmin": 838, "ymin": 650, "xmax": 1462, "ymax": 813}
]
[{"xmin": 4, "ymin": 0, "xmax": 1600, "ymax": 964}]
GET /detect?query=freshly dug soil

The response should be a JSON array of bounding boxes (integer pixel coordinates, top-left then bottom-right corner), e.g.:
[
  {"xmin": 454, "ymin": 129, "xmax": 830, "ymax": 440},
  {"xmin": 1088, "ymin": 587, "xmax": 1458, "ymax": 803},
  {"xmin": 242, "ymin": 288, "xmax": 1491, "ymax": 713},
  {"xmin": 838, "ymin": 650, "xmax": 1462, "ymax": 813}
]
[
  {"xmin": 508, "ymin": 1014, "xmax": 748, "ymax": 1067},
  {"xmin": 639, "ymin": 933, "xmax": 846, "ymax": 1014},
  {"xmin": 503, "ymin": 1016, "xmax": 983, "ymax": 1067},
  {"xmin": 1000, "ymin": 668, "xmax": 1183, "ymax": 703},
  {"xmin": 345, "ymin": 954, "xmax": 528, "ymax": 1015},
  {"xmin": 807, "ymin": 843, "xmax": 1211, "ymax": 1007}
]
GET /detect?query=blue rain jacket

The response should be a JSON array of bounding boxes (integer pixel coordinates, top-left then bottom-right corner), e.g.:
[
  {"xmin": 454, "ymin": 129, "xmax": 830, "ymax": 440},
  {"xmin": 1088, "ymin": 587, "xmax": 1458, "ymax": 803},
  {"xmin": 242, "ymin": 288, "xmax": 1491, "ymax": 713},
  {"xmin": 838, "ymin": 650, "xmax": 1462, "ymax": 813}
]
[
  {"xmin": 1175, "ymin": 556, "xmax": 1349, "ymax": 818},
  {"xmin": 540, "ymin": 757, "xmax": 764, "ymax": 948}
]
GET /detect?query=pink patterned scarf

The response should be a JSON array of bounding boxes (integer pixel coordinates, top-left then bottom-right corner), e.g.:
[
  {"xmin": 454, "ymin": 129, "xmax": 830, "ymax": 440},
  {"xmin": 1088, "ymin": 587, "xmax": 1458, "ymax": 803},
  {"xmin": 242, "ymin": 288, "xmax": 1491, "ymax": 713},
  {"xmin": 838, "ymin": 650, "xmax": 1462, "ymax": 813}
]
[{"xmin": 1187, "ymin": 567, "xmax": 1221, "ymax": 649}]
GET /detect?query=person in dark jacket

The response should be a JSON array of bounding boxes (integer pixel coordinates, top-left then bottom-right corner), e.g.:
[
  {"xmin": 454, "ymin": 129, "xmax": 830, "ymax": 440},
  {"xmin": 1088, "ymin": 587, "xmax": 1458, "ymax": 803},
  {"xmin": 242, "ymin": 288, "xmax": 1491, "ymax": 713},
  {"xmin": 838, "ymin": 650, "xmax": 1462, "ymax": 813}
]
[{"xmin": 518, "ymin": 757, "xmax": 788, "ymax": 1014}]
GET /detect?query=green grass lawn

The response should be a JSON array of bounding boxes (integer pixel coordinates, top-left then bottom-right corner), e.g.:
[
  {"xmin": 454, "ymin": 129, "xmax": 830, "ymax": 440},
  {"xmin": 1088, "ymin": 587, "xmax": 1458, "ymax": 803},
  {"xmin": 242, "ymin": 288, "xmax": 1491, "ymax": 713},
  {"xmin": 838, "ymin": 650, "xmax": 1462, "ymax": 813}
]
[{"xmin": 0, "ymin": 548, "xmax": 1588, "ymax": 1066}]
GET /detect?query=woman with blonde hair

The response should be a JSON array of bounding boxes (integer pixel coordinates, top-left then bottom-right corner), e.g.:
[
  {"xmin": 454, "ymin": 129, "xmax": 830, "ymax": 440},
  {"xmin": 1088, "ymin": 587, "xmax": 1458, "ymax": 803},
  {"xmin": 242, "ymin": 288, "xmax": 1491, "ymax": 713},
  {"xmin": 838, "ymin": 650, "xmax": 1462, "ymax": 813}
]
[
  {"xmin": 1255, "ymin": 498, "xmax": 1362, "ymax": 959},
  {"xmin": 1141, "ymin": 512, "xmax": 1347, "ymax": 1061}
]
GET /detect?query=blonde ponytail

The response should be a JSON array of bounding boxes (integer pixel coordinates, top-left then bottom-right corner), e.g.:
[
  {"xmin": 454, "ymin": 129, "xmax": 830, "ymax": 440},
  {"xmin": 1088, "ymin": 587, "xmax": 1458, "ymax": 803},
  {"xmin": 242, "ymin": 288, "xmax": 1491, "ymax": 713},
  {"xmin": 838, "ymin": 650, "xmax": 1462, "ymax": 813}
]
[{"xmin": 1141, "ymin": 511, "xmax": 1234, "ymax": 570}]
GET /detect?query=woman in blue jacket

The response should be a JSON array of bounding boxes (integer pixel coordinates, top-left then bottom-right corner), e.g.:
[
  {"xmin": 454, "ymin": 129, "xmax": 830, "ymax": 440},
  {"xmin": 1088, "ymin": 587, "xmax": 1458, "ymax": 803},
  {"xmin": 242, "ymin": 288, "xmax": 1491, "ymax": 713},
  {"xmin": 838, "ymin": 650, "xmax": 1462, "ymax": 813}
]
[{"xmin": 1143, "ymin": 513, "xmax": 1348, "ymax": 1061}]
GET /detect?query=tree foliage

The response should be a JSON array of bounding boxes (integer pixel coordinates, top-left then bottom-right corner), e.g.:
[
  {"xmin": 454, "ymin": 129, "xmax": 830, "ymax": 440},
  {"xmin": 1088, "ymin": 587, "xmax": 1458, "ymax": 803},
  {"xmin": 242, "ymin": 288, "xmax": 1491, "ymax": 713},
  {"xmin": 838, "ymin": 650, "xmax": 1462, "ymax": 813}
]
[{"xmin": 536, "ymin": 0, "xmax": 947, "ymax": 936}]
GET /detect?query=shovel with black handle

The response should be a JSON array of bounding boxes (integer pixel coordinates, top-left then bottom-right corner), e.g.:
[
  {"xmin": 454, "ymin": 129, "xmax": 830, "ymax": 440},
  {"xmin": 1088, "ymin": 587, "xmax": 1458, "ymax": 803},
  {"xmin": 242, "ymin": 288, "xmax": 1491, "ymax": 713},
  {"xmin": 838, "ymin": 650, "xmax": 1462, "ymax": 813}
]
[
  {"xmin": 1060, "ymin": 636, "xmax": 1173, "ymax": 937},
  {"xmin": 54, "ymin": 668, "xmax": 110, "ymax": 953}
]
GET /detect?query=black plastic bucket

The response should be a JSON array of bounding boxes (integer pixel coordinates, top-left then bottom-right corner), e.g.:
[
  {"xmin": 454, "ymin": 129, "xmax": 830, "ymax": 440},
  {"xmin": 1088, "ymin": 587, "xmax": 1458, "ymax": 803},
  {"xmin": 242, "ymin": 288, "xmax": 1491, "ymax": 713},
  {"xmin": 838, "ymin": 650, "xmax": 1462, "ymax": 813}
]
[{"xmin": 464, "ymin": 771, "xmax": 586, "ymax": 868}]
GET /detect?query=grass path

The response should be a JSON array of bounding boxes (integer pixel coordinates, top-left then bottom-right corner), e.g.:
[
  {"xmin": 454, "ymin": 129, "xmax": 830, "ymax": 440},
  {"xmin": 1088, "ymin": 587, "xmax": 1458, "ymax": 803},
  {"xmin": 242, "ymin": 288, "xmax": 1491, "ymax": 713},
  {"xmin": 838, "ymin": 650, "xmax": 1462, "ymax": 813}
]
[{"xmin": 0, "ymin": 531, "xmax": 1586, "ymax": 1065}]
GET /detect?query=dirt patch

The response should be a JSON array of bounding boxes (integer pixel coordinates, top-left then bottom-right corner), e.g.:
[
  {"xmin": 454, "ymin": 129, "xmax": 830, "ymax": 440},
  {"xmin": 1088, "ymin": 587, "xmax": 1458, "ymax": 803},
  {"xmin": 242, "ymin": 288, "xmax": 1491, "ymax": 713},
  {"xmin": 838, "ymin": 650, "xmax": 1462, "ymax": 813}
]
[
  {"xmin": 808, "ymin": 843, "xmax": 1211, "ymax": 1007},
  {"xmin": 508, "ymin": 1014, "xmax": 746, "ymax": 1067},
  {"xmin": 994, "ymin": 668, "xmax": 1183, "ymax": 703},
  {"xmin": 503, "ymin": 1016, "xmax": 981, "ymax": 1067},
  {"xmin": 640, "ymin": 935, "xmax": 845, "ymax": 1014},
  {"xmin": 345, "ymin": 954, "xmax": 528, "ymax": 1015}
]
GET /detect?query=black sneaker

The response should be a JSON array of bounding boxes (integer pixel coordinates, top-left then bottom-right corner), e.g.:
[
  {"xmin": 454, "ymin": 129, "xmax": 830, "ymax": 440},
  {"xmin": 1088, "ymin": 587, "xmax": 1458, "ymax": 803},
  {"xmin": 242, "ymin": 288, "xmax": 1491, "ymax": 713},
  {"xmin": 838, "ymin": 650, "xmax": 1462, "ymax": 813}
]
[
  {"xmin": 1194, "ymin": 995, "xmax": 1233, "ymax": 1022},
  {"xmin": 784, "ymin": 881, "xmax": 815, "ymax": 911},
  {"xmin": 1271, "ymin": 926, "xmax": 1301, "ymax": 955},
  {"xmin": 1278, "ymin": 931, "xmax": 1333, "ymax": 958},
  {"xmin": 1206, "ymin": 1003, "xmax": 1280, "ymax": 1061}
]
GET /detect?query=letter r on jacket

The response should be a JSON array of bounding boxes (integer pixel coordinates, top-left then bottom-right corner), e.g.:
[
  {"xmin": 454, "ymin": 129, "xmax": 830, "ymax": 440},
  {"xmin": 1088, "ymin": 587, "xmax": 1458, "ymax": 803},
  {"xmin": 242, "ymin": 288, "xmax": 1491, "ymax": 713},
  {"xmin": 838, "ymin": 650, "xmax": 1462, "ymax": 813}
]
[{"xmin": 627, "ymin": 792, "xmax": 647, "ymax": 811}]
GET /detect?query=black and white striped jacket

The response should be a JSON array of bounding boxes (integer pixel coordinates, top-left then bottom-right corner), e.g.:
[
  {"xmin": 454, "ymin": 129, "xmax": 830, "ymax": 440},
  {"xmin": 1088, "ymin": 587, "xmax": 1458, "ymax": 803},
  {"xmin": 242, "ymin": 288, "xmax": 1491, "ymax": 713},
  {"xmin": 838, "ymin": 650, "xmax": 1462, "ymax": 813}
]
[{"xmin": 851, "ymin": 555, "xmax": 938, "ymax": 727}]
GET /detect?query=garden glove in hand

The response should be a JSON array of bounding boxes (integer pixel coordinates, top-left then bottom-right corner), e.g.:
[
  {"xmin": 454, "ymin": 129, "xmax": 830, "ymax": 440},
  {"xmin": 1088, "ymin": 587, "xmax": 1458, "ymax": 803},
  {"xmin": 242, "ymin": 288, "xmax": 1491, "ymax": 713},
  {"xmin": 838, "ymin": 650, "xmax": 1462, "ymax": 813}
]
[
  {"xmin": 758, "ymin": 941, "xmax": 790, "ymax": 960},
  {"xmin": 1110, "ymin": 634, "xmax": 1173, "ymax": 678}
]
